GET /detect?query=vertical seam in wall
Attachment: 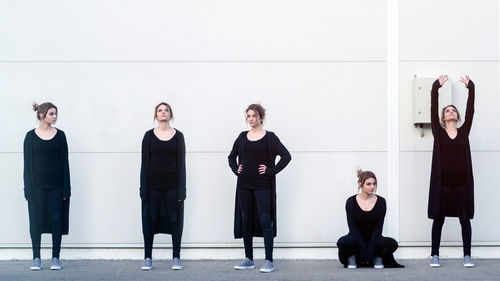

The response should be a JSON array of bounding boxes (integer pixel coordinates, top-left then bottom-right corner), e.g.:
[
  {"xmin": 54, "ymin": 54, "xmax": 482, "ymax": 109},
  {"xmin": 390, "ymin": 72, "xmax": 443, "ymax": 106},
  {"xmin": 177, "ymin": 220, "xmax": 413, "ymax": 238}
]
[{"xmin": 387, "ymin": 0, "xmax": 400, "ymax": 240}]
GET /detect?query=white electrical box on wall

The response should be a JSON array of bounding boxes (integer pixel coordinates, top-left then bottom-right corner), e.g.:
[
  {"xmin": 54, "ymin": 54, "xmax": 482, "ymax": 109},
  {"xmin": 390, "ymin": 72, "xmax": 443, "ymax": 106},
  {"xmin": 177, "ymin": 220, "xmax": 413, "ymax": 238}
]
[{"xmin": 413, "ymin": 76, "xmax": 452, "ymax": 136}]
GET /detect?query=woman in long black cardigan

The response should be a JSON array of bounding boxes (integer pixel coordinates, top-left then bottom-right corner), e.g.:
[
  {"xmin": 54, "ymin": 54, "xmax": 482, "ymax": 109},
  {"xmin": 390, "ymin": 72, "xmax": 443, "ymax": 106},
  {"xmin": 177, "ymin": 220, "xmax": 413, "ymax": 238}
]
[
  {"xmin": 428, "ymin": 75, "xmax": 475, "ymax": 268},
  {"xmin": 228, "ymin": 104, "xmax": 291, "ymax": 273},
  {"xmin": 23, "ymin": 102, "xmax": 70, "ymax": 271},
  {"xmin": 140, "ymin": 102, "xmax": 186, "ymax": 271},
  {"xmin": 337, "ymin": 169, "xmax": 403, "ymax": 269}
]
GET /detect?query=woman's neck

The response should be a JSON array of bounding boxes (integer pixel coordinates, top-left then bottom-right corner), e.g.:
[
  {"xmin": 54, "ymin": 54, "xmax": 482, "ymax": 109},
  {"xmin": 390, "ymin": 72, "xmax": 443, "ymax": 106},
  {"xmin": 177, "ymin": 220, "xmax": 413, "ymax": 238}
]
[
  {"xmin": 157, "ymin": 121, "xmax": 171, "ymax": 131},
  {"xmin": 38, "ymin": 122, "xmax": 52, "ymax": 131},
  {"xmin": 249, "ymin": 126, "xmax": 264, "ymax": 133},
  {"xmin": 358, "ymin": 192, "xmax": 374, "ymax": 200},
  {"xmin": 444, "ymin": 121, "xmax": 457, "ymax": 131}
]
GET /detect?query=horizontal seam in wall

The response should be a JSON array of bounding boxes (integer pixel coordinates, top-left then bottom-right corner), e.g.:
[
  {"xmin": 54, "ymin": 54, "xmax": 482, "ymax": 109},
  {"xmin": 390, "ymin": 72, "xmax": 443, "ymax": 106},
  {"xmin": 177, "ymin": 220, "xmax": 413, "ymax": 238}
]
[
  {"xmin": 0, "ymin": 60, "xmax": 388, "ymax": 63},
  {"xmin": 399, "ymin": 60, "xmax": 499, "ymax": 63}
]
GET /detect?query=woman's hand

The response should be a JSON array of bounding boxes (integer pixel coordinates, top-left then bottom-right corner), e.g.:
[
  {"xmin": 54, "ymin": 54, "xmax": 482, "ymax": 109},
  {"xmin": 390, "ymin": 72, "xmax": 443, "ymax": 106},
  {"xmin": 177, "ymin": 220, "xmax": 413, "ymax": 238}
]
[
  {"xmin": 438, "ymin": 75, "xmax": 448, "ymax": 86},
  {"xmin": 237, "ymin": 164, "xmax": 243, "ymax": 174},
  {"xmin": 459, "ymin": 75, "xmax": 470, "ymax": 87},
  {"xmin": 258, "ymin": 164, "xmax": 267, "ymax": 175}
]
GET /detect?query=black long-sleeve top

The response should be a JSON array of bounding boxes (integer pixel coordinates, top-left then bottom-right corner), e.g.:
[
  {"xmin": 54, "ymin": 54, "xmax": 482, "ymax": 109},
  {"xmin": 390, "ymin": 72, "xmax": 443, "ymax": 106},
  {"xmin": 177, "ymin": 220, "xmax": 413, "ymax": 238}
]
[
  {"xmin": 32, "ymin": 132, "xmax": 64, "ymax": 189},
  {"xmin": 23, "ymin": 129, "xmax": 71, "ymax": 201},
  {"xmin": 149, "ymin": 132, "xmax": 178, "ymax": 189},
  {"xmin": 428, "ymin": 79, "xmax": 475, "ymax": 219},
  {"xmin": 345, "ymin": 195, "xmax": 386, "ymax": 263},
  {"xmin": 236, "ymin": 134, "xmax": 271, "ymax": 190}
]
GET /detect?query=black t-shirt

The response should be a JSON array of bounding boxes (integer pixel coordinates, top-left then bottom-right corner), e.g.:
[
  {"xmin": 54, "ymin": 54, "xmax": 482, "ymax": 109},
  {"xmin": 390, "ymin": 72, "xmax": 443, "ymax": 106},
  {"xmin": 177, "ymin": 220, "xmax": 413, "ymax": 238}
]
[
  {"xmin": 33, "ymin": 132, "xmax": 63, "ymax": 190},
  {"xmin": 440, "ymin": 133, "xmax": 467, "ymax": 186},
  {"xmin": 237, "ymin": 134, "xmax": 271, "ymax": 190},
  {"xmin": 149, "ymin": 132, "xmax": 178, "ymax": 189},
  {"xmin": 352, "ymin": 197, "xmax": 383, "ymax": 244}
]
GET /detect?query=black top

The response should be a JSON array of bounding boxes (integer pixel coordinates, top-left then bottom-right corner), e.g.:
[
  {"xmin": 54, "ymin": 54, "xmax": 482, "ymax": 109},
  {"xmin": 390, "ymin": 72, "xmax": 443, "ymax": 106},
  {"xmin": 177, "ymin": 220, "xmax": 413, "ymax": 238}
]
[
  {"xmin": 32, "ymin": 131, "xmax": 64, "ymax": 190},
  {"xmin": 237, "ymin": 134, "xmax": 271, "ymax": 190},
  {"xmin": 352, "ymin": 197, "xmax": 383, "ymax": 244},
  {"xmin": 428, "ymin": 79, "xmax": 475, "ymax": 219},
  {"xmin": 149, "ymin": 132, "xmax": 178, "ymax": 189},
  {"xmin": 345, "ymin": 195, "xmax": 386, "ymax": 263},
  {"xmin": 440, "ymin": 133, "xmax": 467, "ymax": 186}
]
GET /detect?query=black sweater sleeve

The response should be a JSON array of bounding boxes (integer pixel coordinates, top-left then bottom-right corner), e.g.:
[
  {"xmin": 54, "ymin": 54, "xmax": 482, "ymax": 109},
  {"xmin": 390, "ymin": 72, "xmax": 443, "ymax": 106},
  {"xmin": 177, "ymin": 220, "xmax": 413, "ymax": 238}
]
[
  {"xmin": 461, "ymin": 80, "xmax": 475, "ymax": 136},
  {"xmin": 60, "ymin": 131, "xmax": 71, "ymax": 199},
  {"xmin": 265, "ymin": 133, "xmax": 292, "ymax": 176},
  {"xmin": 228, "ymin": 133, "xmax": 243, "ymax": 176},
  {"xmin": 23, "ymin": 132, "xmax": 33, "ymax": 201},
  {"xmin": 139, "ymin": 131, "xmax": 149, "ymax": 201},
  {"xmin": 177, "ymin": 131, "xmax": 187, "ymax": 201},
  {"xmin": 431, "ymin": 79, "xmax": 442, "ymax": 138}
]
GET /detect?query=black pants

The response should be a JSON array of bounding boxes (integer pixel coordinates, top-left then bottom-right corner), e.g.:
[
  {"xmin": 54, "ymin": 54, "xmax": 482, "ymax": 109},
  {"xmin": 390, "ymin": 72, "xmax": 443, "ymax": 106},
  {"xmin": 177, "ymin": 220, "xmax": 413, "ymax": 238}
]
[
  {"xmin": 431, "ymin": 217, "xmax": 471, "ymax": 256},
  {"xmin": 337, "ymin": 235, "xmax": 398, "ymax": 265},
  {"xmin": 144, "ymin": 188, "xmax": 181, "ymax": 259},
  {"xmin": 29, "ymin": 188, "xmax": 63, "ymax": 259},
  {"xmin": 431, "ymin": 185, "xmax": 472, "ymax": 256},
  {"xmin": 238, "ymin": 188, "xmax": 274, "ymax": 262}
]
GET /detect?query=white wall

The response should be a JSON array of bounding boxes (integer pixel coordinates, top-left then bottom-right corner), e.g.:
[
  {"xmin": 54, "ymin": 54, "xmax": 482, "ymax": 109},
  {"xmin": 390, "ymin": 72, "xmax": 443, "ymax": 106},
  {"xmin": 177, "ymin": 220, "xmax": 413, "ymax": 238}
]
[{"xmin": 0, "ymin": 0, "xmax": 499, "ymax": 259}]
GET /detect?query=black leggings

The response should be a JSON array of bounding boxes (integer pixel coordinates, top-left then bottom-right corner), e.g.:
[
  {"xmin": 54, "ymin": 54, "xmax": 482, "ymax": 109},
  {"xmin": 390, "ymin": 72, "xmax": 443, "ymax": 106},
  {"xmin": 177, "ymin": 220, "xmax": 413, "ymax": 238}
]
[
  {"xmin": 238, "ymin": 189, "xmax": 274, "ymax": 262},
  {"xmin": 337, "ymin": 235, "xmax": 398, "ymax": 265},
  {"xmin": 29, "ymin": 188, "xmax": 63, "ymax": 259},
  {"xmin": 144, "ymin": 188, "xmax": 182, "ymax": 259},
  {"xmin": 431, "ymin": 216, "xmax": 471, "ymax": 256},
  {"xmin": 432, "ymin": 185, "xmax": 471, "ymax": 257}
]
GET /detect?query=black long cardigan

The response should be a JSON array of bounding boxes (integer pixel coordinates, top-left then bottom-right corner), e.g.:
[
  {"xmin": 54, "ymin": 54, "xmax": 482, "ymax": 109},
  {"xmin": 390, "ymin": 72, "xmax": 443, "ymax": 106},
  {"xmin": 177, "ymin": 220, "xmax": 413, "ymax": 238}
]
[
  {"xmin": 228, "ymin": 131, "xmax": 291, "ymax": 238},
  {"xmin": 342, "ymin": 195, "xmax": 402, "ymax": 268},
  {"xmin": 23, "ymin": 129, "xmax": 71, "ymax": 235},
  {"xmin": 140, "ymin": 129, "xmax": 186, "ymax": 235},
  {"xmin": 428, "ymin": 80, "xmax": 475, "ymax": 219}
]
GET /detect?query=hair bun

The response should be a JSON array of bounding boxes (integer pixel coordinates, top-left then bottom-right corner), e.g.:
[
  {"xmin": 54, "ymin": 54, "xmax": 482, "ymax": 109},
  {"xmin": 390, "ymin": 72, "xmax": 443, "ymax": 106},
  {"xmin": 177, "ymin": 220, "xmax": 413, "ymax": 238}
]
[
  {"xmin": 356, "ymin": 168, "xmax": 363, "ymax": 178},
  {"xmin": 32, "ymin": 101, "xmax": 39, "ymax": 112}
]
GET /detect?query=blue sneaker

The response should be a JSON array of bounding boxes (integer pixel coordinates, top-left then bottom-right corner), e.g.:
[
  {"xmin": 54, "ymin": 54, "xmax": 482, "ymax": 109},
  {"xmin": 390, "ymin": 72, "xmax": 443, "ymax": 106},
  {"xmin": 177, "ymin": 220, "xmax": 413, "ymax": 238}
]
[
  {"xmin": 234, "ymin": 258, "xmax": 255, "ymax": 270},
  {"xmin": 259, "ymin": 260, "xmax": 274, "ymax": 273},
  {"xmin": 50, "ymin": 258, "xmax": 61, "ymax": 270},
  {"xmin": 141, "ymin": 258, "xmax": 152, "ymax": 270},
  {"xmin": 347, "ymin": 255, "xmax": 357, "ymax": 269},
  {"xmin": 30, "ymin": 258, "xmax": 41, "ymax": 270},
  {"xmin": 430, "ymin": 255, "xmax": 440, "ymax": 267},
  {"xmin": 172, "ymin": 258, "xmax": 182, "ymax": 270}
]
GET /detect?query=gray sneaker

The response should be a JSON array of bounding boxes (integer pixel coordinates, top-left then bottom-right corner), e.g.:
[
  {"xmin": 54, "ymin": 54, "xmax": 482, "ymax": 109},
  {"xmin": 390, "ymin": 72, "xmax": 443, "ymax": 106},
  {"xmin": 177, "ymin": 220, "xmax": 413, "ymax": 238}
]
[
  {"xmin": 463, "ymin": 255, "xmax": 475, "ymax": 268},
  {"xmin": 374, "ymin": 256, "xmax": 384, "ymax": 269},
  {"xmin": 347, "ymin": 255, "xmax": 357, "ymax": 269},
  {"xmin": 259, "ymin": 260, "xmax": 274, "ymax": 273},
  {"xmin": 172, "ymin": 257, "xmax": 183, "ymax": 270},
  {"xmin": 30, "ymin": 258, "xmax": 41, "ymax": 270},
  {"xmin": 141, "ymin": 258, "xmax": 152, "ymax": 270},
  {"xmin": 50, "ymin": 257, "xmax": 62, "ymax": 270},
  {"xmin": 234, "ymin": 258, "xmax": 255, "ymax": 270},
  {"xmin": 430, "ymin": 255, "xmax": 440, "ymax": 267}
]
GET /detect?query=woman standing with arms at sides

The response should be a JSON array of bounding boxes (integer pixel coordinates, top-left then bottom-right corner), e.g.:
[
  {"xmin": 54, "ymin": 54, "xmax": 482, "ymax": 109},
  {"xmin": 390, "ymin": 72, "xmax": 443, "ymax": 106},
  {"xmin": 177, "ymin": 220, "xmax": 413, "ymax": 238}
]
[
  {"xmin": 228, "ymin": 104, "xmax": 291, "ymax": 273},
  {"xmin": 23, "ymin": 102, "xmax": 71, "ymax": 271},
  {"xmin": 428, "ymin": 75, "xmax": 475, "ymax": 268},
  {"xmin": 337, "ymin": 169, "xmax": 403, "ymax": 269},
  {"xmin": 140, "ymin": 102, "xmax": 186, "ymax": 271}
]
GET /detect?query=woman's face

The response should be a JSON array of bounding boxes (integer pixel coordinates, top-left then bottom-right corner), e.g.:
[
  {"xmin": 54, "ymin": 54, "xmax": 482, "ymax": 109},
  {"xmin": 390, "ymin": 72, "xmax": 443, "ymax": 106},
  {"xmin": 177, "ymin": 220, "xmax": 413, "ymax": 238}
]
[
  {"xmin": 156, "ymin": 104, "xmax": 171, "ymax": 122},
  {"xmin": 360, "ymin": 178, "xmax": 377, "ymax": 195},
  {"xmin": 41, "ymin": 108, "xmax": 57, "ymax": 125},
  {"xmin": 443, "ymin": 106, "xmax": 458, "ymax": 123},
  {"xmin": 246, "ymin": 109, "xmax": 262, "ymax": 128}
]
